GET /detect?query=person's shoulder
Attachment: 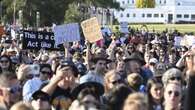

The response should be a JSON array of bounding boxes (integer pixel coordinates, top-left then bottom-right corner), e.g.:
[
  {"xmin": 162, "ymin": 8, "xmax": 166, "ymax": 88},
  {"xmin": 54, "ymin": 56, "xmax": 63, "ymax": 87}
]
[{"xmin": 26, "ymin": 78, "xmax": 41, "ymax": 84}]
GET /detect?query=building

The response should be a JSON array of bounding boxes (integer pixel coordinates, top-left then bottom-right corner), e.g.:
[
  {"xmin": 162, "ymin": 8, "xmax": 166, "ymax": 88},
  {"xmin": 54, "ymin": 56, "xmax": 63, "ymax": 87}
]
[{"xmin": 114, "ymin": 0, "xmax": 195, "ymax": 23}]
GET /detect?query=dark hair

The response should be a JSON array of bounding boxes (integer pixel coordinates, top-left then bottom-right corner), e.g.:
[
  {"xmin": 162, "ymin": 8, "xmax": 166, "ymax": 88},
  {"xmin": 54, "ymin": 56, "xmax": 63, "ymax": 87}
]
[
  {"xmin": 0, "ymin": 55, "xmax": 14, "ymax": 72},
  {"xmin": 106, "ymin": 84, "xmax": 131, "ymax": 110},
  {"xmin": 146, "ymin": 78, "xmax": 163, "ymax": 110},
  {"xmin": 39, "ymin": 64, "xmax": 53, "ymax": 76},
  {"xmin": 77, "ymin": 87, "xmax": 99, "ymax": 101},
  {"xmin": 40, "ymin": 64, "xmax": 52, "ymax": 72}
]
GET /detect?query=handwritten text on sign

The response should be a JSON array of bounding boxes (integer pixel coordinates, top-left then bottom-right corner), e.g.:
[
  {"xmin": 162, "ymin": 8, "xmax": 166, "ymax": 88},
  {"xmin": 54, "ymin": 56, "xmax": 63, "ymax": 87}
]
[
  {"xmin": 81, "ymin": 17, "xmax": 103, "ymax": 43},
  {"xmin": 54, "ymin": 23, "xmax": 80, "ymax": 45}
]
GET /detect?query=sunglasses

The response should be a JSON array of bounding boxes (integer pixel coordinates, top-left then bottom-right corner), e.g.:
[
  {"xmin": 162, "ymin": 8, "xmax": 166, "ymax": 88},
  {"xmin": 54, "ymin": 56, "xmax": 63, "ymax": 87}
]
[
  {"xmin": 34, "ymin": 96, "xmax": 49, "ymax": 101},
  {"xmin": 41, "ymin": 71, "xmax": 51, "ymax": 75},
  {"xmin": 128, "ymin": 47, "xmax": 134, "ymax": 49},
  {"xmin": 26, "ymin": 74, "xmax": 39, "ymax": 79},
  {"xmin": 111, "ymin": 79, "xmax": 122, "ymax": 85},
  {"xmin": 0, "ymin": 60, "xmax": 9, "ymax": 63},
  {"xmin": 168, "ymin": 90, "xmax": 180, "ymax": 97},
  {"xmin": 169, "ymin": 77, "xmax": 181, "ymax": 81}
]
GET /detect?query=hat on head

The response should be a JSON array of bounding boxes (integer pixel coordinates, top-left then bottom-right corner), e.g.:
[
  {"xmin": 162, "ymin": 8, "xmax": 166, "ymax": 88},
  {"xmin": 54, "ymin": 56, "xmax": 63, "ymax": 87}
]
[
  {"xmin": 59, "ymin": 59, "xmax": 79, "ymax": 77},
  {"xmin": 90, "ymin": 54, "xmax": 112, "ymax": 64},
  {"xmin": 149, "ymin": 58, "xmax": 158, "ymax": 64},
  {"xmin": 71, "ymin": 73, "xmax": 104, "ymax": 99},
  {"xmin": 32, "ymin": 90, "xmax": 50, "ymax": 101},
  {"xmin": 162, "ymin": 68, "xmax": 182, "ymax": 85},
  {"xmin": 123, "ymin": 52, "xmax": 146, "ymax": 66}
]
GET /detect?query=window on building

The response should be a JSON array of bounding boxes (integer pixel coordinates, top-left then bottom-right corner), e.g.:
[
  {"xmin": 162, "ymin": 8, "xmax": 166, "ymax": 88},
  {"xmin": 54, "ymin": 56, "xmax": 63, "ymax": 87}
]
[
  {"xmin": 142, "ymin": 14, "xmax": 145, "ymax": 18},
  {"xmin": 122, "ymin": 1, "xmax": 125, "ymax": 4},
  {"xmin": 177, "ymin": 2, "xmax": 181, "ymax": 6},
  {"xmin": 154, "ymin": 14, "xmax": 159, "ymax": 18},
  {"xmin": 133, "ymin": 13, "xmax": 136, "ymax": 17},
  {"xmin": 132, "ymin": 0, "xmax": 134, "ymax": 4},
  {"xmin": 127, "ymin": 0, "xmax": 129, "ymax": 4},
  {"xmin": 164, "ymin": 0, "xmax": 166, "ymax": 4},
  {"xmin": 176, "ymin": 14, "xmax": 182, "ymax": 18},
  {"xmin": 159, "ymin": 0, "xmax": 162, "ymax": 4},
  {"xmin": 120, "ymin": 13, "xmax": 123, "ymax": 17},
  {"xmin": 161, "ymin": 14, "xmax": 164, "ymax": 17},
  {"xmin": 191, "ymin": 14, "xmax": 195, "ymax": 20},
  {"xmin": 127, "ymin": 13, "xmax": 130, "ymax": 17},
  {"xmin": 147, "ymin": 14, "xmax": 152, "ymax": 18},
  {"xmin": 184, "ymin": 14, "xmax": 189, "ymax": 18}
]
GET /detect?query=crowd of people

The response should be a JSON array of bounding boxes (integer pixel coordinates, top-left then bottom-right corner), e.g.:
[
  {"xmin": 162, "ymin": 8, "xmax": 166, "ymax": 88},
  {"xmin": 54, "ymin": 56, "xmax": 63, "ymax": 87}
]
[{"xmin": 0, "ymin": 26, "xmax": 194, "ymax": 110}]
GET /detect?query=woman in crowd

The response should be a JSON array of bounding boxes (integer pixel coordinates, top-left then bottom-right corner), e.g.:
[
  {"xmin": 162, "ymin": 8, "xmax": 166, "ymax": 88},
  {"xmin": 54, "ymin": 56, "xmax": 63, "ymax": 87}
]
[
  {"xmin": 147, "ymin": 78, "xmax": 164, "ymax": 110},
  {"xmin": 0, "ymin": 55, "xmax": 14, "ymax": 73}
]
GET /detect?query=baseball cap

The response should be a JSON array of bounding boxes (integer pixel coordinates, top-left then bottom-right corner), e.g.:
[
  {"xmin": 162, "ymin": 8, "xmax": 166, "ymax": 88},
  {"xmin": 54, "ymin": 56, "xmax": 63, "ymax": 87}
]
[
  {"xmin": 32, "ymin": 90, "xmax": 50, "ymax": 101},
  {"xmin": 149, "ymin": 58, "xmax": 158, "ymax": 64}
]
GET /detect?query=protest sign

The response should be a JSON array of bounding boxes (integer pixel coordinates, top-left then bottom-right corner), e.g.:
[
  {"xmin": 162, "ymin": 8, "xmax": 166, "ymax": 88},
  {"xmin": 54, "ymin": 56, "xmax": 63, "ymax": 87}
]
[
  {"xmin": 180, "ymin": 35, "xmax": 195, "ymax": 47},
  {"xmin": 53, "ymin": 23, "xmax": 80, "ymax": 45},
  {"xmin": 22, "ymin": 30, "xmax": 59, "ymax": 50},
  {"xmin": 119, "ymin": 22, "xmax": 129, "ymax": 33},
  {"xmin": 186, "ymin": 35, "xmax": 195, "ymax": 46},
  {"xmin": 81, "ymin": 17, "xmax": 103, "ymax": 43},
  {"xmin": 174, "ymin": 36, "xmax": 182, "ymax": 46}
]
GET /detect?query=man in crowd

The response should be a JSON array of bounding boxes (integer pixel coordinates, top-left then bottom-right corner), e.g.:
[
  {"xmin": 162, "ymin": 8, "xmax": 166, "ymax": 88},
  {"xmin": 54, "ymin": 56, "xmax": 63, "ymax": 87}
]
[
  {"xmin": 164, "ymin": 82, "xmax": 182, "ymax": 110},
  {"xmin": 0, "ymin": 73, "xmax": 21, "ymax": 109},
  {"xmin": 23, "ymin": 64, "xmax": 52, "ymax": 102},
  {"xmin": 31, "ymin": 90, "xmax": 51, "ymax": 110},
  {"xmin": 42, "ymin": 59, "xmax": 78, "ymax": 110}
]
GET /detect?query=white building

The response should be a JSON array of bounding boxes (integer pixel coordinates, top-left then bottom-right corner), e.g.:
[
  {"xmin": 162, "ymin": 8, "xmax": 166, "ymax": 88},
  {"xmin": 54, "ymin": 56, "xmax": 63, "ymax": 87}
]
[{"xmin": 114, "ymin": 0, "xmax": 195, "ymax": 23}]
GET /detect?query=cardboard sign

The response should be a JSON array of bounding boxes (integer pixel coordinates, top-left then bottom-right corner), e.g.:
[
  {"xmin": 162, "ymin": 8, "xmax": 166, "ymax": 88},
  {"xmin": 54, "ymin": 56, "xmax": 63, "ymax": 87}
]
[
  {"xmin": 81, "ymin": 17, "xmax": 103, "ymax": 43},
  {"xmin": 53, "ymin": 23, "xmax": 80, "ymax": 45},
  {"xmin": 186, "ymin": 35, "xmax": 195, "ymax": 46},
  {"xmin": 120, "ymin": 22, "xmax": 129, "ymax": 33},
  {"xmin": 22, "ymin": 30, "xmax": 60, "ymax": 50},
  {"xmin": 180, "ymin": 35, "xmax": 195, "ymax": 46}
]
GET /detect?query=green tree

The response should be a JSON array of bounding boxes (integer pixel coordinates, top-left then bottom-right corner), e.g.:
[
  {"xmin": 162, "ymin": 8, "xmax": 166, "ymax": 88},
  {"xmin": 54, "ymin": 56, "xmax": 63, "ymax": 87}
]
[
  {"xmin": 64, "ymin": 0, "xmax": 120, "ymax": 23},
  {"xmin": 1, "ymin": 0, "xmax": 119, "ymax": 26},
  {"xmin": 64, "ymin": 3, "xmax": 86, "ymax": 24},
  {"xmin": 136, "ymin": 0, "xmax": 155, "ymax": 8}
]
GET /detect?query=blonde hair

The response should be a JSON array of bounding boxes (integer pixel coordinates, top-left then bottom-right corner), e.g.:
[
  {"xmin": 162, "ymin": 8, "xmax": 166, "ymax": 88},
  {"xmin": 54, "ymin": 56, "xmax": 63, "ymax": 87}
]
[
  {"xmin": 10, "ymin": 101, "xmax": 34, "ymax": 110},
  {"xmin": 123, "ymin": 93, "xmax": 148, "ymax": 110},
  {"xmin": 104, "ymin": 70, "xmax": 120, "ymax": 92}
]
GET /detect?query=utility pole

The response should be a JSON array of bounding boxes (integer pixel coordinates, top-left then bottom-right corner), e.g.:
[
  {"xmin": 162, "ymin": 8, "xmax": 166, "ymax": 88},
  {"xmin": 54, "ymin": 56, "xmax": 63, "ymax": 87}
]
[{"xmin": 13, "ymin": 0, "xmax": 16, "ymax": 25}]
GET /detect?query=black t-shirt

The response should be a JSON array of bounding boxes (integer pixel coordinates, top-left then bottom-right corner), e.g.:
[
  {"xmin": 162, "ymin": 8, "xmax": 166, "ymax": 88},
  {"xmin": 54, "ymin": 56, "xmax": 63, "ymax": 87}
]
[{"xmin": 51, "ymin": 86, "xmax": 72, "ymax": 110}]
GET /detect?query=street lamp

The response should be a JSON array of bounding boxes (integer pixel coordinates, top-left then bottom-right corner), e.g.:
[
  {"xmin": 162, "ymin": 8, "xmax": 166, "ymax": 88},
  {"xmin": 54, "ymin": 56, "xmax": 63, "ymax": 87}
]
[
  {"xmin": 36, "ymin": 11, "xmax": 40, "ymax": 29},
  {"xmin": 19, "ymin": 10, "xmax": 23, "ymax": 27}
]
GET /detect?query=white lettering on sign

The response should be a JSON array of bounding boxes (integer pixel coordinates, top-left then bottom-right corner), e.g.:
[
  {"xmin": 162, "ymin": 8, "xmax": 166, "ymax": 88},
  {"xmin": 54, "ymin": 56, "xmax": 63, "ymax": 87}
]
[
  {"xmin": 24, "ymin": 32, "xmax": 36, "ymax": 39},
  {"xmin": 27, "ymin": 41, "xmax": 38, "ymax": 47},
  {"xmin": 41, "ymin": 42, "xmax": 51, "ymax": 48}
]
